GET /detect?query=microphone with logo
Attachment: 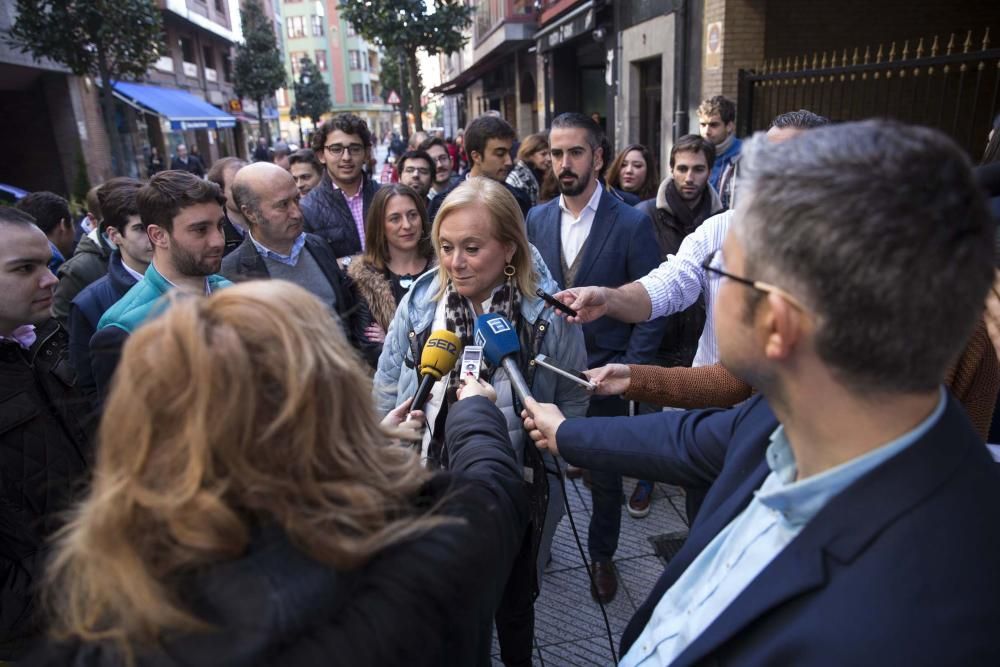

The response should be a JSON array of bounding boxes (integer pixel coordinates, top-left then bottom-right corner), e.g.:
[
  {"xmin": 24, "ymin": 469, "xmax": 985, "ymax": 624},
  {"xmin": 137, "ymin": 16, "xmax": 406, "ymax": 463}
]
[
  {"xmin": 474, "ymin": 314, "xmax": 532, "ymax": 404},
  {"xmin": 411, "ymin": 330, "xmax": 463, "ymax": 412}
]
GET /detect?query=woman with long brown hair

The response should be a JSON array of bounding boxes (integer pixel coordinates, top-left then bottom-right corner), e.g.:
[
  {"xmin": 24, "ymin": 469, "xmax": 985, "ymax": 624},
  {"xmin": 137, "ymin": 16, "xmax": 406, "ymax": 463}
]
[
  {"xmin": 605, "ymin": 143, "xmax": 660, "ymax": 204},
  {"xmin": 31, "ymin": 280, "xmax": 528, "ymax": 666},
  {"xmin": 349, "ymin": 183, "xmax": 436, "ymax": 368}
]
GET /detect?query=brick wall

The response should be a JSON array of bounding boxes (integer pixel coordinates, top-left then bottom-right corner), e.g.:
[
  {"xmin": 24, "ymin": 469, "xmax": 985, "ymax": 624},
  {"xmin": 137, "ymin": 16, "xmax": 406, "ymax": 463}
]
[{"xmin": 701, "ymin": 0, "xmax": 765, "ymax": 103}]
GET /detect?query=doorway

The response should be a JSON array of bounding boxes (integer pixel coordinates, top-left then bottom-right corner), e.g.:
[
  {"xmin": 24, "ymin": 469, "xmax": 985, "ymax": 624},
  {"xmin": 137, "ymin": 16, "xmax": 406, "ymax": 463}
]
[{"xmin": 638, "ymin": 57, "xmax": 662, "ymax": 173}]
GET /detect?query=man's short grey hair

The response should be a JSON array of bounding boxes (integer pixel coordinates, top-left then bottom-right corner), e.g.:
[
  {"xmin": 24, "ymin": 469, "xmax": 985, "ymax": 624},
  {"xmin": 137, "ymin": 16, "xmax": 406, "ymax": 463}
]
[
  {"xmin": 230, "ymin": 181, "xmax": 262, "ymax": 223},
  {"xmin": 734, "ymin": 120, "xmax": 994, "ymax": 394},
  {"xmin": 770, "ymin": 109, "xmax": 829, "ymax": 129}
]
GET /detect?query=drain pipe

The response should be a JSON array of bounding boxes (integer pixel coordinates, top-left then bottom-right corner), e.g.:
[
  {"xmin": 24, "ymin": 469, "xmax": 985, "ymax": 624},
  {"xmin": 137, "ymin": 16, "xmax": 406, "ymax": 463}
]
[{"xmin": 672, "ymin": 0, "xmax": 690, "ymax": 141}]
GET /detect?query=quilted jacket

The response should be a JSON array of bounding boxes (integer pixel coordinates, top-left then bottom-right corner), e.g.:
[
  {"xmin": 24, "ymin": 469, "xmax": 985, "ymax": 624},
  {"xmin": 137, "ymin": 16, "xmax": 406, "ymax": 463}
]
[{"xmin": 0, "ymin": 319, "xmax": 92, "ymax": 659}]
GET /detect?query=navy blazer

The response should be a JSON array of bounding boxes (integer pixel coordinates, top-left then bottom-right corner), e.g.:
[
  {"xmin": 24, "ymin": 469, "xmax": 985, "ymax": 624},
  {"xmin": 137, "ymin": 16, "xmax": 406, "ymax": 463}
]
[
  {"xmin": 526, "ymin": 189, "xmax": 666, "ymax": 369},
  {"xmin": 557, "ymin": 394, "xmax": 1000, "ymax": 665}
]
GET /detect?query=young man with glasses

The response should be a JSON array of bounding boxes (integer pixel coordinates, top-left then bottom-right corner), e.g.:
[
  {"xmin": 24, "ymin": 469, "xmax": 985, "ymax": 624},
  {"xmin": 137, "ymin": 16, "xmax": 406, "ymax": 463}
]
[
  {"xmin": 524, "ymin": 120, "xmax": 1000, "ymax": 665},
  {"xmin": 395, "ymin": 149, "xmax": 435, "ymax": 202},
  {"xmin": 302, "ymin": 113, "xmax": 382, "ymax": 261}
]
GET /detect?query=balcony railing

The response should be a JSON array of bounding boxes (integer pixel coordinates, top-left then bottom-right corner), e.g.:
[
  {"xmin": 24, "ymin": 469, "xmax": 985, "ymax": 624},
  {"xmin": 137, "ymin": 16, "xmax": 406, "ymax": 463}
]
[
  {"xmin": 182, "ymin": 61, "xmax": 198, "ymax": 78},
  {"xmin": 205, "ymin": 67, "xmax": 218, "ymax": 83},
  {"xmin": 474, "ymin": 0, "xmax": 534, "ymax": 44}
]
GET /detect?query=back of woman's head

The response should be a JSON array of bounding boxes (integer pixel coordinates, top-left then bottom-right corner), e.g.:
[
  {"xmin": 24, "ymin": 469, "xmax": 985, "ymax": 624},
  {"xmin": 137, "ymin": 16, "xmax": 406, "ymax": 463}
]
[
  {"xmin": 431, "ymin": 177, "xmax": 536, "ymax": 298},
  {"xmin": 46, "ymin": 280, "xmax": 436, "ymax": 649}
]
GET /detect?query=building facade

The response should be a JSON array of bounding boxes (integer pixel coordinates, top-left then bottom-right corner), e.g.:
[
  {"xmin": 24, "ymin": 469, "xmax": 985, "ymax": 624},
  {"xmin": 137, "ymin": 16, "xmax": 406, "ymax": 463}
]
[{"xmin": 278, "ymin": 0, "xmax": 393, "ymax": 148}]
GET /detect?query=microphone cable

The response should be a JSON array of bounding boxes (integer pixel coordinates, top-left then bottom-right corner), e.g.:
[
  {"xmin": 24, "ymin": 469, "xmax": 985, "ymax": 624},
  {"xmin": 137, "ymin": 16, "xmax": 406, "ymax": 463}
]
[{"xmin": 546, "ymin": 459, "xmax": 619, "ymax": 664}]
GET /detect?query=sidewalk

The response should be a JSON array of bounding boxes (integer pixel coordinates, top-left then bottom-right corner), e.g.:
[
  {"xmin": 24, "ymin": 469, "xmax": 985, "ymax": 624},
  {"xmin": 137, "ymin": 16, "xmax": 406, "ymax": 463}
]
[{"xmin": 493, "ymin": 478, "xmax": 691, "ymax": 666}]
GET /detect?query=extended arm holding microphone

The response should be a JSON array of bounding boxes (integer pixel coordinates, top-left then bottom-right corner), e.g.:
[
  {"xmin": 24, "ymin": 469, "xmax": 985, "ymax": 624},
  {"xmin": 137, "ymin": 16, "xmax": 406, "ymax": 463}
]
[
  {"xmin": 474, "ymin": 314, "xmax": 533, "ymax": 405},
  {"xmin": 410, "ymin": 330, "xmax": 463, "ymax": 412}
]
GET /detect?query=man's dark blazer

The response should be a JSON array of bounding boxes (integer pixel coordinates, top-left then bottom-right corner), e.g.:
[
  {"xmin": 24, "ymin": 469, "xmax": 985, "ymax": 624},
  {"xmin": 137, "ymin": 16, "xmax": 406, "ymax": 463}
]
[
  {"xmin": 557, "ymin": 393, "xmax": 1000, "ymax": 665},
  {"xmin": 526, "ymin": 188, "xmax": 666, "ymax": 371},
  {"xmin": 300, "ymin": 174, "xmax": 381, "ymax": 258},
  {"xmin": 169, "ymin": 155, "xmax": 205, "ymax": 178},
  {"xmin": 220, "ymin": 233, "xmax": 362, "ymax": 348}
]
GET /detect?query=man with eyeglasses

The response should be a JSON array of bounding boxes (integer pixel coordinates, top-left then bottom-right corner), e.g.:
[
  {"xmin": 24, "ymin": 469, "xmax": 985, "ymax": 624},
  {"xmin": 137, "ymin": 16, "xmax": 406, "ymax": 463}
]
[
  {"xmin": 419, "ymin": 136, "xmax": 461, "ymax": 201},
  {"xmin": 395, "ymin": 149, "xmax": 435, "ymax": 202},
  {"xmin": 301, "ymin": 113, "xmax": 382, "ymax": 262},
  {"xmin": 523, "ymin": 120, "xmax": 1000, "ymax": 664}
]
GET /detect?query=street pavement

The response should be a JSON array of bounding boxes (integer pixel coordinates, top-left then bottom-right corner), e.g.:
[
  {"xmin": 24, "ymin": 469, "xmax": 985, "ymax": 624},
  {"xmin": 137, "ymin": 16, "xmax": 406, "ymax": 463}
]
[{"xmin": 492, "ymin": 478, "xmax": 691, "ymax": 666}]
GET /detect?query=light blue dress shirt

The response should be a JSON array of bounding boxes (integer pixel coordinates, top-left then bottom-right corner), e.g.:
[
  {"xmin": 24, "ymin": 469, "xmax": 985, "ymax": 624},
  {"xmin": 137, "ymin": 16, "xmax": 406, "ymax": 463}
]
[
  {"xmin": 620, "ymin": 388, "xmax": 946, "ymax": 666},
  {"xmin": 249, "ymin": 231, "xmax": 306, "ymax": 267}
]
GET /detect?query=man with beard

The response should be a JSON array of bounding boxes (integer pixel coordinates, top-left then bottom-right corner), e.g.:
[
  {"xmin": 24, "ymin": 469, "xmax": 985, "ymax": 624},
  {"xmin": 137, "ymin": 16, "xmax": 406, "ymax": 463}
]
[
  {"xmin": 90, "ymin": 170, "xmax": 231, "ymax": 399},
  {"xmin": 301, "ymin": 114, "xmax": 382, "ymax": 261},
  {"xmin": 419, "ymin": 136, "xmax": 460, "ymax": 202},
  {"xmin": 523, "ymin": 120, "xmax": 1000, "ymax": 665},
  {"xmin": 526, "ymin": 112, "xmax": 666, "ymax": 604},
  {"xmin": 395, "ymin": 149, "xmax": 435, "ymax": 203},
  {"xmin": 426, "ymin": 115, "xmax": 532, "ymax": 223}
]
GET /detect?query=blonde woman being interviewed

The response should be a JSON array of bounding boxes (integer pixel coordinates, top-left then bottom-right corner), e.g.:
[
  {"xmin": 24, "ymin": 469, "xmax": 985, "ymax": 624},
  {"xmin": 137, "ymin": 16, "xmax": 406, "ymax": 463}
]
[
  {"xmin": 373, "ymin": 176, "xmax": 589, "ymax": 667},
  {"xmin": 29, "ymin": 280, "xmax": 529, "ymax": 667}
]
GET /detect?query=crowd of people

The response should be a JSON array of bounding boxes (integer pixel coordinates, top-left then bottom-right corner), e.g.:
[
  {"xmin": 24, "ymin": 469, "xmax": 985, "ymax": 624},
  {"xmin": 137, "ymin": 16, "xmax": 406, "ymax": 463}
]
[{"xmin": 2, "ymin": 93, "xmax": 1000, "ymax": 666}]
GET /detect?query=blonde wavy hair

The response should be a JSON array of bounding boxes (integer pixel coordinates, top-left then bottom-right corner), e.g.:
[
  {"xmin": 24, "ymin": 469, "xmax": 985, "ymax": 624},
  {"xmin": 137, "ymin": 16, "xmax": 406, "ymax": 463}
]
[
  {"xmin": 44, "ymin": 280, "xmax": 441, "ymax": 653},
  {"xmin": 431, "ymin": 176, "xmax": 537, "ymax": 301}
]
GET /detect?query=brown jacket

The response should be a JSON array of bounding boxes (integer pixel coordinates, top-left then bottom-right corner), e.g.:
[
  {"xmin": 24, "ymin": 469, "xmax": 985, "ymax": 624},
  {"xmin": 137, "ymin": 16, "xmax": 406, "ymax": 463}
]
[{"xmin": 624, "ymin": 320, "xmax": 998, "ymax": 441}]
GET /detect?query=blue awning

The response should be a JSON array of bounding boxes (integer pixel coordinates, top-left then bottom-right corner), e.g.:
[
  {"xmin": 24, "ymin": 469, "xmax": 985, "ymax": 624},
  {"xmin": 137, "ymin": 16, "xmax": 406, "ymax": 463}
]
[{"xmin": 112, "ymin": 82, "xmax": 236, "ymax": 130}]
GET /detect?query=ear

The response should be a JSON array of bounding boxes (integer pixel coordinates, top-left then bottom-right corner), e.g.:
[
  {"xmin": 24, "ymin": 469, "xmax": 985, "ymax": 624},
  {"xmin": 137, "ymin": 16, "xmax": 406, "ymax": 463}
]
[
  {"xmin": 762, "ymin": 292, "xmax": 804, "ymax": 361},
  {"xmin": 146, "ymin": 224, "xmax": 170, "ymax": 250},
  {"xmin": 593, "ymin": 145, "xmax": 605, "ymax": 174},
  {"xmin": 470, "ymin": 150, "xmax": 483, "ymax": 166},
  {"xmin": 106, "ymin": 225, "xmax": 123, "ymax": 247},
  {"xmin": 504, "ymin": 241, "xmax": 516, "ymax": 265}
]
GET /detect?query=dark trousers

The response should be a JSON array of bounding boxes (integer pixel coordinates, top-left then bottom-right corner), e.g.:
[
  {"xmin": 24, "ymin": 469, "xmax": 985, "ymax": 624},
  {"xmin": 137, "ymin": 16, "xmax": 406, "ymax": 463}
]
[
  {"xmin": 495, "ymin": 523, "xmax": 535, "ymax": 667},
  {"xmin": 587, "ymin": 396, "xmax": 628, "ymax": 561}
]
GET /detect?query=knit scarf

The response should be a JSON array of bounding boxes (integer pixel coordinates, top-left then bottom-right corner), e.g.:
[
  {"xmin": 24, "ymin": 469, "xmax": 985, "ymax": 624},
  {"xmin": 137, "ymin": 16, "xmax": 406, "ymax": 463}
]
[
  {"xmin": 426, "ymin": 277, "xmax": 520, "ymax": 469},
  {"xmin": 664, "ymin": 180, "xmax": 715, "ymax": 233}
]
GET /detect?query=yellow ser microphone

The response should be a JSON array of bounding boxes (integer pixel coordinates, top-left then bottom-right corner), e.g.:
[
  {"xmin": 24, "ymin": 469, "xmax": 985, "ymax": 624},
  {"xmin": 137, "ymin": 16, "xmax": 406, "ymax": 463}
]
[{"xmin": 411, "ymin": 330, "xmax": 463, "ymax": 411}]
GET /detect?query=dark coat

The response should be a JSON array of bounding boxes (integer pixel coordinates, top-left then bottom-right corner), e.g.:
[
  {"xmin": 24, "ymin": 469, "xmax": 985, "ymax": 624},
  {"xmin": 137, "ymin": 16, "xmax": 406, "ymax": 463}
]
[
  {"xmin": 558, "ymin": 394, "xmax": 1000, "ymax": 665},
  {"xmin": 300, "ymin": 174, "xmax": 381, "ymax": 258},
  {"xmin": 169, "ymin": 155, "xmax": 205, "ymax": 177},
  {"xmin": 220, "ymin": 234, "xmax": 362, "ymax": 348},
  {"xmin": 25, "ymin": 396, "xmax": 528, "ymax": 667},
  {"xmin": 527, "ymin": 188, "xmax": 666, "ymax": 371},
  {"xmin": 0, "ymin": 320, "xmax": 92, "ymax": 659},
  {"xmin": 221, "ymin": 214, "xmax": 245, "ymax": 257},
  {"xmin": 67, "ymin": 251, "xmax": 139, "ymax": 405},
  {"xmin": 426, "ymin": 176, "xmax": 532, "ymax": 225},
  {"xmin": 52, "ymin": 234, "xmax": 113, "ymax": 325}
]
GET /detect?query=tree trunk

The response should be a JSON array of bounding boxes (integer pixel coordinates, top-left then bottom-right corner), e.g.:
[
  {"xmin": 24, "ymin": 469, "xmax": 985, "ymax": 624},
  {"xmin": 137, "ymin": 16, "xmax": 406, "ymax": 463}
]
[
  {"xmin": 396, "ymin": 52, "xmax": 410, "ymax": 141},
  {"xmin": 96, "ymin": 45, "xmax": 126, "ymax": 176},
  {"xmin": 256, "ymin": 97, "xmax": 271, "ymax": 144},
  {"xmin": 406, "ymin": 50, "xmax": 423, "ymax": 133}
]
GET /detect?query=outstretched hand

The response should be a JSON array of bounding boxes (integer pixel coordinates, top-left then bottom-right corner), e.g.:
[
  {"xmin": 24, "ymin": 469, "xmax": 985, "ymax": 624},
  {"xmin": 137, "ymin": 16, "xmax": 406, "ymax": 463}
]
[
  {"xmin": 381, "ymin": 397, "xmax": 426, "ymax": 442},
  {"xmin": 553, "ymin": 287, "xmax": 608, "ymax": 324},
  {"xmin": 521, "ymin": 397, "xmax": 566, "ymax": 457},
  {"xmin": 585, "ymin": 363, "xmax": 632, "ymax": 396}
]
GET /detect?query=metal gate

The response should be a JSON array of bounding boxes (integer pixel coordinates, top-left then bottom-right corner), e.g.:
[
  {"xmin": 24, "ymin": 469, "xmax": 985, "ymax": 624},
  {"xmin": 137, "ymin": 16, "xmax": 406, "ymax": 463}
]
[{"xmin": 737, "ymin": 29, "xmax": 1000, "ymax": 159}]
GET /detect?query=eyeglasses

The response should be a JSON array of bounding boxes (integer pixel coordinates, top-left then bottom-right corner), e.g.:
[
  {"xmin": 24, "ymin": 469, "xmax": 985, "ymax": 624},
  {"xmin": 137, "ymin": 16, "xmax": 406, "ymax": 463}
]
[
  {"xmin": 431, "ymin": 154, "xmax": 452, "ymax": 164},
  {"xmin": 701, "ymin": 250, "xmax": 808, "ymax": 311},
  {"xmin": 402, "ymin": 166, "xmax": 431, "ymax": 176},
  {"xmin": 324, "ymin": 143, "xmax": 365, "ymax": 157}
]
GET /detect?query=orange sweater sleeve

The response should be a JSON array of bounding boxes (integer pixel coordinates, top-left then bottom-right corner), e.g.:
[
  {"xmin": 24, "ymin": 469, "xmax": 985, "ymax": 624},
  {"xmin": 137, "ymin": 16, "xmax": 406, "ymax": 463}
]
[{"xmin": 623, "ymin": 363, "xmax": 753, "ymax": 409}]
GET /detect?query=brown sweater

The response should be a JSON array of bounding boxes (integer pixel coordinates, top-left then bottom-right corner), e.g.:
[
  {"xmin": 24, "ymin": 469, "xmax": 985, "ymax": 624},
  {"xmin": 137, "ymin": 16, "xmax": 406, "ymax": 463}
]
[{"xmin": 623, "ymin": 319, "xmax": 999, "ymax": 441}]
